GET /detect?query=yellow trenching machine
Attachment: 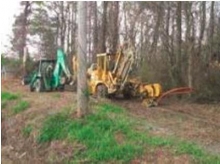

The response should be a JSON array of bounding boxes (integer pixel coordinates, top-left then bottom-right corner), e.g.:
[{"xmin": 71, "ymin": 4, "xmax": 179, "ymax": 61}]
[
  {"xmin": 73, "ymin": 43, "xmax": 193, "ymax": 106},
  {"xmin": 78, "ymin": 43, "xmax": 162, "ymax": 106}
]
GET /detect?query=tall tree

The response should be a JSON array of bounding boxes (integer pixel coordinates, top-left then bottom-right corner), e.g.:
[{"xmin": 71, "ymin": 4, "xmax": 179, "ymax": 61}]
[
  {"xmin": 11, "ymin": 1, "xmax": 31, "ymax": 59},
  {"xmin": 92, "ymin": 1, "xmax": 98, "ymax": 62},
  {"xmin": 208, "ymin": 1, "xmax": 215, "ymax": 61},
  {"xmin": 109, "ymin": 2, "xmax": 119, "ymax": 53},
  {"xmin": 198, "ymin": 2, "xmax": 206, "ymax": 57},
  {"xmin": 77, "ymin": 2, "xmax": 88, "ymax": 117},
  {"xmin": 176, "ymin": 1, "xmax": 182, "ymax": 85},
  {"xmin": 100, "ymin": 2, "xmax": 108, "ymax": 52}
]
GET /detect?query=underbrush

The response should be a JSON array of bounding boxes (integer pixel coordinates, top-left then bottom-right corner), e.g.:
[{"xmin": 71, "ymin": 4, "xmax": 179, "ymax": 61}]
[{"xmin": 38, "ymin": 103, "xmax": 220, "ymax": 163}]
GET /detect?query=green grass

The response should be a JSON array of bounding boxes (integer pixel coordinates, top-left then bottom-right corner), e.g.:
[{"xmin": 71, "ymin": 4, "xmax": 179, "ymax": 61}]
[
  {"xmin": 22, "ymin": 124, "xmax": 33, "ymax": 137},
  {"xmin": 1, "ymin": 91, "xmax": 19, "ymax": 101},
  {"xmin": 12, "ymin": 100, "xmax": 30, "ymax": 114},
  {"xmin": 1, "ymin": 92, "xmax": 19, "ymax": 110},
  {"xmin": 38, "ymin": 103, "xmax": 220, "ymax": 163}
]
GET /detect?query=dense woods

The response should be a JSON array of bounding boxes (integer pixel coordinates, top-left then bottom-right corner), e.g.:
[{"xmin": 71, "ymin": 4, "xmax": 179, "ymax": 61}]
[{"xmin": 8, "ymin": 1, "xmax": 220, "ymax": 100}]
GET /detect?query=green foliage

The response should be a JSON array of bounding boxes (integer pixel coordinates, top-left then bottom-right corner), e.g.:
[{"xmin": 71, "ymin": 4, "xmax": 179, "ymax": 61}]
[
  {"xmin": 22, "ymin": 124, "xmax": 33, "ymax": 137},
  {"xmin": 12, "ymin": 101, "xmax": 30, "ymax": 114},
  {"xmin": 38, "ymin": 103, "xmax": 220, "ymax": 163},
  {"xmin": 1, "ymin": 92, "xmax": 19, "ymax": 101}
]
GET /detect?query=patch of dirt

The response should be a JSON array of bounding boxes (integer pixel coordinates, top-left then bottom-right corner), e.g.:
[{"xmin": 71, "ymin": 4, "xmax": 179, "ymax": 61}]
[
  {"xmin": 115, "ymin": 132, "xmax": 125, "ymax": 144},
  {"xmin": 131, "ymin": 148, "xmax": 193, "ymax": 164},
  {"xmin": 114, "ymin": 98, "xmax": 220, "ymax": 155}
]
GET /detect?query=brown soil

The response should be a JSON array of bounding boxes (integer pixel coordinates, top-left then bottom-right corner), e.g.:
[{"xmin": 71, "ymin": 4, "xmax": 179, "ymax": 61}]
[
  {"xmin": 1, "ymin": 77, "xmax": 220, "ymax": 163},
  {"xmin": 114, "ymin": 98, "xmax": 220, "ymax": 155}
]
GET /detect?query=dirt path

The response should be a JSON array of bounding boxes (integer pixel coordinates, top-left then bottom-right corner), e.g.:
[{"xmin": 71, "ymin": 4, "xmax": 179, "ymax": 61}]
[{"xmin": 114, "ymin": 99, "xmax": 220, "ymax": 155}]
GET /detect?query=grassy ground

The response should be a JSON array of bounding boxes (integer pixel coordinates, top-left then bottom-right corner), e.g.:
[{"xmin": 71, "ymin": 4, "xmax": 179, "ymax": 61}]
[
  {"xmin": 1, "ymin": 91, "xmax": 30, "ymax": 115},
  {"xmin": 2, "ymin": 81, "xmax": 220, "ymax": 163},
  {"xmin": 37, "ymin": 103, "xmax": 220, "ymax": 163}
]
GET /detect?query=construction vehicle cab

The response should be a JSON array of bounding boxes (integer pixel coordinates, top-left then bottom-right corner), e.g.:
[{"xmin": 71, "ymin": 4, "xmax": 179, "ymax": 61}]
[
  {"xmin": 30, "ymin": 48, "xmax": 72, "ymax": 92},
  {"xmin": 88, "ymin": 53, "xmax": 113, "ymax": 97},
  {"xmin": 87, "ymin": 44, "xmax": 162, "ymax": 105}
]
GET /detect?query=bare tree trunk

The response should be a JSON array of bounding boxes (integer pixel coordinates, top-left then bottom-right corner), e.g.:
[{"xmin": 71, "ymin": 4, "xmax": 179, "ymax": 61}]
[
  {"xmin": 208, "ymin": 1, "xmax": 215, "ymax": 62},
  {"xmin": 92, "ymin": 1, "xmax": 98, "ymax": 63},
  {"xmin": 198, "ymin": 2, "xmax": 206, "ymax": 57},
  {"xmin": 20, "ymin": 1, "xmax": 31, "ymax": 59},
  {"xmin": 87, "ymin": 2, "xmax": 92, "ymax": 63},
  {"xmin": 66, "ymin": 3, "xmax": 71, "ymax": 55},
  {"xmin": 176, "ymin": 1, "xmax": 182, "ymax": 85},
  {"xmin": 77, "ymin": 2, "xmax": 88, "ymax": 117},
  {"xmin": 71, "ymin": 2, "xmax": 77, "ymax": 54},
  {"xmin": 60, "ymin": 1, "xmax": 66, "ymax": 49},
  {"xmin": 100, "ymin": 2, "xmax": 108, "ymax": 52},
  {"xmin": 150, "ymin": 3, "xmax": 163, "ymax": 59},
  {"xmin": 110, "ymin": 2, "xmax": 119, "ymax": 53}
]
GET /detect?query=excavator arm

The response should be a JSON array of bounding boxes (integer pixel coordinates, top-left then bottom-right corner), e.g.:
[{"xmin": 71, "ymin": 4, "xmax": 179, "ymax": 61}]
[{"xmin": 53, "ymin": 49, "xmax": 72, "ymax": 88}]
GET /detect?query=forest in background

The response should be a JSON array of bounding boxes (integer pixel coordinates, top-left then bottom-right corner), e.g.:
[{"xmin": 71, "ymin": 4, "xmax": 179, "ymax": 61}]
[{"xmin": 3, "ymin": 1, "xmax": 220, "ymax": 100}]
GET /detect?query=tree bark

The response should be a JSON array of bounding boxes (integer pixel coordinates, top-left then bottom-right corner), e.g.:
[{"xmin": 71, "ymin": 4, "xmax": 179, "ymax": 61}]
[
  {"xmin": 100, "ymin": 2, "xmax": 108, "ymax": 52},
  {"xmin": 20, "ymin": 1, "xmax": 31, "ymax": 59},
  {"xmin": 198, "ymin": 2, "xmax": 206, "ymax": 57},
  {"xmin": 77, "ymin": 2, "xmax": 89, "ymax": 117},
  {"xmin": 60, "ymin": 1, "xmax": 66, "ymax": 49},
  {"xmin": 176, "ymin": 1, "xmax": 182, "ymax": 85},
  {"xmin": 150, "ymin": 3, "xmax": 163, "ymax": 59},
  {"xmin": 92, "ymin": 1, "xmax": 98, "ymax": 63},
  {"xmin": 208, "ymin": 1, "xmax": 215, "ymax": 61}
]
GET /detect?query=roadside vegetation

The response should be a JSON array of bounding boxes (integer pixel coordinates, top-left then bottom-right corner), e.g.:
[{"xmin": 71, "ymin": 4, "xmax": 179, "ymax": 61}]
[
  {"xmin": 38, "ymin": 103, "xmax": 220, "ymax": 163},
  {"xmin": 1, "ymin": 91, "xmax": 30, "ymax": 115}
]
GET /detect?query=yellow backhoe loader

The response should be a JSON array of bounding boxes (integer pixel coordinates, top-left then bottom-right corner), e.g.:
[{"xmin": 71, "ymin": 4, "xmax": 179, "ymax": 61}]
[{"xmin": 73, "ymin": 43, "xmax": 193, "ymax": 107}]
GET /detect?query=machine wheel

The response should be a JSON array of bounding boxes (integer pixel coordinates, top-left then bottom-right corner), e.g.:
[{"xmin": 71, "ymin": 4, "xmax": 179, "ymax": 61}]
[
  {"xmin": 123, "ymin": 90, "xmax": 132, "ymax": 99},
  {"xmin": 96, "ymin": 84, "xmax": 107, "ymax": 98},
  {"xmin": 58, "ymin": 85, "xmax": 65, "ymax": 91},
  {"xmin": 30, "ymin": 85, "xmax": 34, "ymax": 92},
  {"xmin": 123, "ymin": 83, "xmax": 133, "ymax": 99},
  {"xmin": 35, "ymin": 79, "xmax": 43, "ymax": 92}
]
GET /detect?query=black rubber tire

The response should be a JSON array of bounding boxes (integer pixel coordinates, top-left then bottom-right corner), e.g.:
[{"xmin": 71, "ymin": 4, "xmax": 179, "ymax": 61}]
[
  {"xmin": 122, "ymin": 83, "xmax": 133, "ymax": 99},
  {"xmin": 58, "ymin": 85, "xmax": 65, "ymax": 91},
  {"xmin": 35, "ymin": 79, "xmax": 43, "ymax": 92},
  {"xmin": 30, "ymin": 85, "xmax": 34, "ymax": 92},
  {"xmin": 123, "ymin": 91, "xmax": 132, "ymax": 99},
  {"xmin": 96, "ymin": 85, "xmax": 107, "ymax": 98}
]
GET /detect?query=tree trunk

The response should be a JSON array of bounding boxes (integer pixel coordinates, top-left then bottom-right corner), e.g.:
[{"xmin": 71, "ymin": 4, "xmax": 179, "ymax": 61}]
[
  {"xmin": 176, "ymin": 1, "xmax": 182, "ymax": 85},
  {"xmin": 92, "ymin": 1, "xmax": 98, "ymax": 63},
  {"xmin": 110, "ymin": 2, "xmax": 119, "ymax": 53},
  {"xmin": 20, "ymin": 1, "xmax": 31, "ymax": 59},
  {"xmin": 77, "ymin": 2, "xmax": 89, "ymax": 117},
  {"xmin": 208, "ymin": 1, "xmax": 215, "ymax": 62},
  {"xmin": 150, "ymin": 3, "xmax": 163, "ymax": 59},
  {"xmin": 198, "ymin": 2, "xmax": 206, "ymax": 57},
  {"xmin": 71, "ymin": 2, "xmax": 77, "ymax": 54},
  {"xmin": 60, "ymin": 1, "xmax": 66, "ymax": 49},
  {"xmin": 100, "ymin": 2, "xmax": 108, "ymax": 52}
]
